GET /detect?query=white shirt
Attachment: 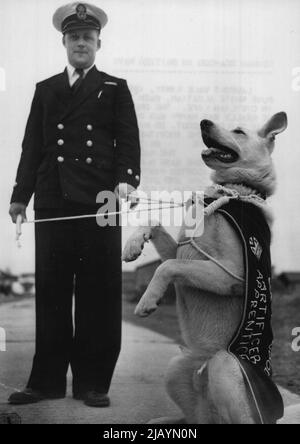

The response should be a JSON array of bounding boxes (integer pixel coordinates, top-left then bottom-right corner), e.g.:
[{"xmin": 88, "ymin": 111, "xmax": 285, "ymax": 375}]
[{"xmin": 66, "ymin": 64, "xmax": 95, "ymax": 87}]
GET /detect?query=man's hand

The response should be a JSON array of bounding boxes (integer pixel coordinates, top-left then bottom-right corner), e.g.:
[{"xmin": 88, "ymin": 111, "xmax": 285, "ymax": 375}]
[
  {"xmin": 9, "ymin": 203, "xmax": 27, "ymax": 224},
  {"xmin": 114, "ymin": 183, "xmax": 139, "ymax": 209}
]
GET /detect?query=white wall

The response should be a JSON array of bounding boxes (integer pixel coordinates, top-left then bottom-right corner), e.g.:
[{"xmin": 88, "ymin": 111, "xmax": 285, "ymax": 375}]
[{"xmin": 0, "ymin": 0, "xmax": 300, "ymax": 273}]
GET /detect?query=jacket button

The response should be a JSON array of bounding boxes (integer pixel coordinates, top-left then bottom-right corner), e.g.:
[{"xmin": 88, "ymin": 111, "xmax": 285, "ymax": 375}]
[
  {"xmin": 87, "ymin": 125, "xmax": 93, "ymax": 131},
  {"xmin": 86, "ymin": 157, "xmax": 93, "ymax": 164},
  {"xmin": 135, "ymin": 175, "xmax": 140, "ymax": 181},
  {"xmin": 57, "ymin": 156, "xmax": 64, "ymax": 163},
  {"xmin": 57, "ymin": 139, "xmax": 64, "ymax": 146},
  {"xmin": 57, "ymin": 124, "xmax": 64, "ymax": 130},
  {"xmin": 86, "ymin": 140, "xmax": 93, "ymax": 147},
  {"xmin": 127, "ymin": 169, "xmax": 133, "ymax": 176}
]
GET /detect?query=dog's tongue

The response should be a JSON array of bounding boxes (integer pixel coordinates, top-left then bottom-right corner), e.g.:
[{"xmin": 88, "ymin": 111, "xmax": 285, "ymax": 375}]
[
  {"xmin": 202, "ymin": 147, "xmax": 235, "ymax": 162},
  {"xmin": 202, "ymin": 148, "xmax": 220, "ymax": 156}
]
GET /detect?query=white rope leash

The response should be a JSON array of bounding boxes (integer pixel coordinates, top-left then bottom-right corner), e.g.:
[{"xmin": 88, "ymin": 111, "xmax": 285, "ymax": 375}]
[
  {"xmin": 15, "ymin": 200, "xmax": 186, "ymax": 247},
  {"xmin": 15, "ymin": 193, "xmax": 207, "ymax": 238},
  {"xmin": 21, "ymin": 202, "xmax": 185, "ymax": 224}
]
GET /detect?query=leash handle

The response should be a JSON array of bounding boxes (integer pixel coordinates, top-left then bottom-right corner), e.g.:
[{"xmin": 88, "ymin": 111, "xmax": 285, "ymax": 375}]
[{"xmin": 16, "ymin": 214, "xmax": 23, "ymax": 248}]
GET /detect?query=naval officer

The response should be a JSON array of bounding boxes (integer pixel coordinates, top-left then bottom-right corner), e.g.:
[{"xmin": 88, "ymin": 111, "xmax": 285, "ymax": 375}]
[{"xmin": 8, "ymin": 2, "xmax": 141, "ymax": 407}]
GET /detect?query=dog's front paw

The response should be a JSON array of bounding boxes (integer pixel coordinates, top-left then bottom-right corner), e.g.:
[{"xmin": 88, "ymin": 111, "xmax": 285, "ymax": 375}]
[
  {"xmin": 134, "ymin": 293, "xmax": 160, "ymax": 318},
  {"xmin": 122, "ymin": 233, "xmax": 145, "ymax": 262}
]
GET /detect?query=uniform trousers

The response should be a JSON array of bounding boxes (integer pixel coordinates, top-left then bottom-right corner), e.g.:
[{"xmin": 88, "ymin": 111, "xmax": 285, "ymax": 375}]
[{"xmin": 27, "ymin": 206, "xmax": 122, "ymax": 396}]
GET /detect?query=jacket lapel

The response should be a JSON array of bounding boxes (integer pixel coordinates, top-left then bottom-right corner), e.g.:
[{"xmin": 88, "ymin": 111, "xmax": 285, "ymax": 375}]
[
  {"xmin": 59, "ymin": 66, "xmax": 104, "ymax": 120},
  {"xmin": 48, "ymin": 69, "xmax": 72, "ymax": 107}
]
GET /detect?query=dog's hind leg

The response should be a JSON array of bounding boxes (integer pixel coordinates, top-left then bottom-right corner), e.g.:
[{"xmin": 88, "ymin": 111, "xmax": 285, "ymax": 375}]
[
  {"xmin": 122, "ymin": 224, "xmax": 178, "ymax": 263},
  {"xmin": 163, "ymin": 354, "xmax": 212, "ymax": 424},
  {"xmin": 207, "ymin": 351, "xmax": 256, "ymax": 424},
  {"xmin": 146, "ymin": 354, "xmax": 209, "ymax": 424}
]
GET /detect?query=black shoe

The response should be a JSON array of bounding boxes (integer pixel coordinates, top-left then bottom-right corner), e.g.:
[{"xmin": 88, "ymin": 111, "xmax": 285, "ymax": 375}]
[
  {"xmin": 75, "ymin": 391, "xmax": 110, "ymax": 407},
  {"xmin": 8, "ymin": 388, "xmax": 65, "ymax": 405}
]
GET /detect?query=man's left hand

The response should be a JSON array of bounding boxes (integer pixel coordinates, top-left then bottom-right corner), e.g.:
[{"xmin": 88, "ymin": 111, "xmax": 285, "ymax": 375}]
[{"xmin": 114, "ymin": 183, "xmax": 139, "ymax": 209}]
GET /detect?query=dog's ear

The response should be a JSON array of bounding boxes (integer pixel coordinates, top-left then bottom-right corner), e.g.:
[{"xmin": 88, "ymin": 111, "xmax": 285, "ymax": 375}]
[{"xmin": 258, "ymin": 112, "xmax": 288, "ymax": 139}]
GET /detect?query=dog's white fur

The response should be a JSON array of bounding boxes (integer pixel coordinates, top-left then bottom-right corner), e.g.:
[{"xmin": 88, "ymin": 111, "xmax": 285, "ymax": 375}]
[{"xmin": 123, "ymin": 112, "xmax": 300, "ymax": 424}]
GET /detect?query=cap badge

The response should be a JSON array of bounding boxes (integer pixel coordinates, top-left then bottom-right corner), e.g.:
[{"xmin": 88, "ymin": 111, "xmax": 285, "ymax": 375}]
[{"xmin": 76, "ymin": 4, "xmax": 87, "ymax": 20}]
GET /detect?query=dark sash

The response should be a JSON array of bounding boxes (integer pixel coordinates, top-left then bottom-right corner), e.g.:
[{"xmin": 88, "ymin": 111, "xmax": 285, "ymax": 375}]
[{"xmin": 206, "ymin": 198, "xmax": 284, "ymax": 424}]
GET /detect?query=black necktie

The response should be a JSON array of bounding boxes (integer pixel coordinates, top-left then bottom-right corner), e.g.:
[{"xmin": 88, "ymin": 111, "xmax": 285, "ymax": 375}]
[{"xmin": 71, "ymin": 68, "xmax": 84, "ymax": 93}]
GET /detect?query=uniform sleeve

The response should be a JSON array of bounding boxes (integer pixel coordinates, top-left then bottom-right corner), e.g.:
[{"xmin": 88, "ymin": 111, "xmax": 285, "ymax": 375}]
[
  {"xmin": 10, "ymin": 85, "xmax": 43, "ymax": 206},
  {"xmin": 114, "ymin": 79, "xmax": 141, "ymax": 189}
]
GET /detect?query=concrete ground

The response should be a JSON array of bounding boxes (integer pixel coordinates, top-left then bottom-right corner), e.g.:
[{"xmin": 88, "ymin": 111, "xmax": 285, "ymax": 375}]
[{"xmin": 0, "ymin": 299, "xmax": 299, "ymax": 424}]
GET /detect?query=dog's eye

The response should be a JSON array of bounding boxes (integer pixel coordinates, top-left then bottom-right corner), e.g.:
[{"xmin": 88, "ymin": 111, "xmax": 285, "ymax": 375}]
[{"xmin": 232, "ymin": 129, "xmax": 246, "ymax": 135}]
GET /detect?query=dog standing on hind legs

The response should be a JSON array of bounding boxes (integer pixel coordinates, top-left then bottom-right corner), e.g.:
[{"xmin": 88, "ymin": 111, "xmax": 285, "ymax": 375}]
[{"xmin": 123, "ymin": 112, "xmax": 299, "ymax": 424}]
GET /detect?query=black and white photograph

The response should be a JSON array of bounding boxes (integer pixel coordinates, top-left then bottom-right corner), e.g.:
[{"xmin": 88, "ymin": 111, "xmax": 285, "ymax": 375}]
[{"xmin": 0, "ymin": 0, "xmax": 300, "ymax": 427}]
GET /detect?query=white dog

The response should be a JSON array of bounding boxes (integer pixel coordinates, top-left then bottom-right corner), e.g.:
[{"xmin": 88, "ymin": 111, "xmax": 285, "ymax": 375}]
[{"xmin": 123, "ymin": 112, "xmax": 300, "ymax": 424}]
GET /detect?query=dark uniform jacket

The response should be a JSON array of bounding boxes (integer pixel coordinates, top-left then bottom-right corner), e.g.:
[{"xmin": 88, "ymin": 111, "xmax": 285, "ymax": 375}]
[{"xmin": 11, "ymin": 66, "xmax": 141, "ymax": 208}]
